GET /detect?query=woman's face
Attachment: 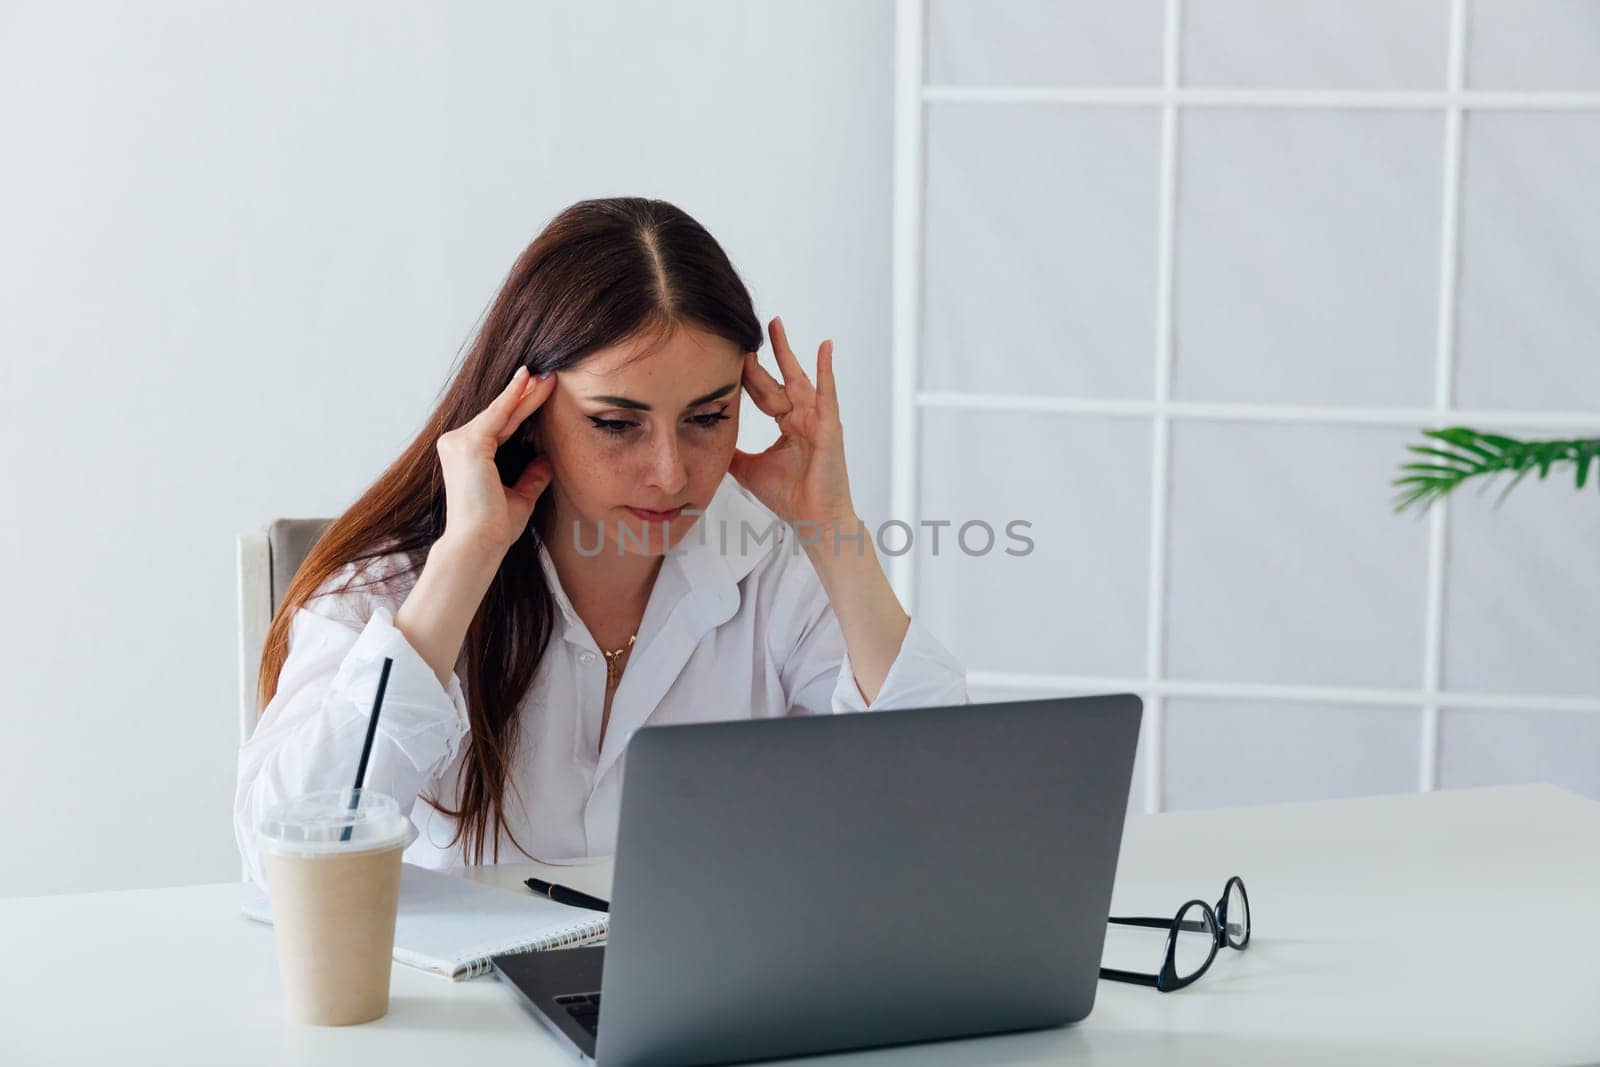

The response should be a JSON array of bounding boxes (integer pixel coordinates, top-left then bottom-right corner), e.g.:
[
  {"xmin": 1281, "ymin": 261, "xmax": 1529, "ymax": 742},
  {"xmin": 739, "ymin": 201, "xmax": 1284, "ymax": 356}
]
[{"xmin": 535, "ymin": 322, "xmax": 745, "ymax": 556}]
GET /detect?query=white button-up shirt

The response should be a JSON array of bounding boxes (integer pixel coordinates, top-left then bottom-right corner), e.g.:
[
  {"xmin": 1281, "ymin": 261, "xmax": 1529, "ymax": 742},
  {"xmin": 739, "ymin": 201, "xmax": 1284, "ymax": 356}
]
[{"xmin": 234, "ymin": 474, "xmax": 968, "ymax": 890}]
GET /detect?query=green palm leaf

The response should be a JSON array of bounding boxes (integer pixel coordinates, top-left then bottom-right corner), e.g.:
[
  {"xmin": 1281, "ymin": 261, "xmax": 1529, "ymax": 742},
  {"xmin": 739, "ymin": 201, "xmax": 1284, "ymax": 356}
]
[{"xmin": 1391, "ymin": 428, "xmax": 1600, "ymax": 515}]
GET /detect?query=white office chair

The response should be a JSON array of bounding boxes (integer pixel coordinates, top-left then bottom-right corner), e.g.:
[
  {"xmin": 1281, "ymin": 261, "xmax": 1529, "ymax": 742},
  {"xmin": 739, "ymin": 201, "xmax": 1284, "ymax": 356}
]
[{"xmin": 235, "ymin": 519, "xmax": 333, "ymax": 746}]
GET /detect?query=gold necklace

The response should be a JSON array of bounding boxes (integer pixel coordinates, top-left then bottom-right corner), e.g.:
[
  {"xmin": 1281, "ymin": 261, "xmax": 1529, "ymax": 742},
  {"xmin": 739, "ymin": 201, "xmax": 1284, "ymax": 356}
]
[{"xmin": 600, "ymin": 634, "xmax": 637, "ymax": 690}]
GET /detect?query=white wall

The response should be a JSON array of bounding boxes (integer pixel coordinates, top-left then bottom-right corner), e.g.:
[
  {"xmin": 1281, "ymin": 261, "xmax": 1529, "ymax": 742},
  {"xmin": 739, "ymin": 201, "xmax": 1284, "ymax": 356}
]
[
  {"xmin": 1, "ymin": 0, "xmax": 897, "ymax": 898},
  {"xmin": 8, "ymin": 0, "xmax": 1598, "ymax": 901},
  {"xmin": 911, "ymin": 0, "xmax": 1600, "ymax": 816}
]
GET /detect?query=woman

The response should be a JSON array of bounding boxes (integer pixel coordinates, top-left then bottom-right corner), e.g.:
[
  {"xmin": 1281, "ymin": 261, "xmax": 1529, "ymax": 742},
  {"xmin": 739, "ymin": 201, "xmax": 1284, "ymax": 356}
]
[{"xmin": 234, "ymin": 197, "xmax": 968, "ymax": 890}]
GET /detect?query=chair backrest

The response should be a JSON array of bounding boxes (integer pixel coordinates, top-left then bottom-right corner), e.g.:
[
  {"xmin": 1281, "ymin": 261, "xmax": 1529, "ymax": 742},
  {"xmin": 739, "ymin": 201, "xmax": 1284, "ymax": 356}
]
[{"xmin": 235, "ymin": 518, "xmax": 332, "ymax": 746}]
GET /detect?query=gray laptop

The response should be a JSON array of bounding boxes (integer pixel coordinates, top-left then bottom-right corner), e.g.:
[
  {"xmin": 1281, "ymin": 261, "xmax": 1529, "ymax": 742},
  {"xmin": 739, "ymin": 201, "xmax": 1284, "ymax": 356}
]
[{"xmin": 491, "ymin": 693, "xmax": 1142, "ymax": 1067}]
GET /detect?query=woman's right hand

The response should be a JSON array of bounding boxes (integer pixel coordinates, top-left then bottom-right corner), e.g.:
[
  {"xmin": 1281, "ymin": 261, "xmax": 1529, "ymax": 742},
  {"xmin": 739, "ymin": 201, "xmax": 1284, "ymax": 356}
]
[{"xmin": 435, "ymin": 366, "xmax": 557, "ymax": 558}]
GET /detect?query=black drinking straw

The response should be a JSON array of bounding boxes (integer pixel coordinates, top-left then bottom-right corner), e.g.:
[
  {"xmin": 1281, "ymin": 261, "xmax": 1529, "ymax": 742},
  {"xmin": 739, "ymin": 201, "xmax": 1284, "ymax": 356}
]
[{"xmin": 340, "ymin": 656, "xmax": 394, "ymax": 842}]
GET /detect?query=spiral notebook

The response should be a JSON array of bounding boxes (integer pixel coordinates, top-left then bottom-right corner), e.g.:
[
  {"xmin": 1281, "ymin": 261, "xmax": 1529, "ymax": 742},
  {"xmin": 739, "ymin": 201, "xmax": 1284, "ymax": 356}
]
[{"xmin": 240, "ymin": 862, "xmax": 609, "ymax": 980}]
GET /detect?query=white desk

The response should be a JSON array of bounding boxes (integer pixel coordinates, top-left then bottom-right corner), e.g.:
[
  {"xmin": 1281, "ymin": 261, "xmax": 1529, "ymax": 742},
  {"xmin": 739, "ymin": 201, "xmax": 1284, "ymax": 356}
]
[{"xmin": 4, "ymin": 784, "xmax": 1596, "ymax": 1066}]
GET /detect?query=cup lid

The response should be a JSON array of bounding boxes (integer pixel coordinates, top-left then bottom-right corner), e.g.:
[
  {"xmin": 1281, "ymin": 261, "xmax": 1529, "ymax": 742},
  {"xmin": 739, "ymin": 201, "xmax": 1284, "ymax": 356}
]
[{"xmin": 257, "ymin": 788, "xmax": 418, "ymax": 856}]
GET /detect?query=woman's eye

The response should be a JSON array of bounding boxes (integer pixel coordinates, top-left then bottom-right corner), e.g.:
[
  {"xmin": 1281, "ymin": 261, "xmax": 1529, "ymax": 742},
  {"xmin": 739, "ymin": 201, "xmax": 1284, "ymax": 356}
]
[
  {"xmin": 589, "ymin": 417, "xmax": 636, "ymax": 436},
  {"xmin": 689, "ymin": 412, "xmax": 730, "ymax": 430}
]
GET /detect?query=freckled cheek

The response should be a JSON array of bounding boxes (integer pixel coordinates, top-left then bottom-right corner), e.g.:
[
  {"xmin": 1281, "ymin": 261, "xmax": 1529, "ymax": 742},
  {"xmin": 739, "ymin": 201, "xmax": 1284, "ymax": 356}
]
[
  {"xmin": 689, "ymin": 424, "xmax": 739, "ymax": 469},
  {"xmin": 542, "ymin": 430, "xmax": 629, "ymax": 493}
]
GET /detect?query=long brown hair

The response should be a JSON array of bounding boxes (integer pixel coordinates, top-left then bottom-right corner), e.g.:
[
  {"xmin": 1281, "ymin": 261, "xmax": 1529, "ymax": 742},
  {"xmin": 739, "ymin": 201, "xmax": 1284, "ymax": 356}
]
[{"xmin": 256, "ymin": 197, "xmax": 764, "ymax": 863}]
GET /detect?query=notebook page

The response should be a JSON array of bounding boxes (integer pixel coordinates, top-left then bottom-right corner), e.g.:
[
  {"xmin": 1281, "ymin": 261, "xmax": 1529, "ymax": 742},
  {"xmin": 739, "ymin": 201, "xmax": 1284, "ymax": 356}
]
[{"xmin": 241, "ymin": 862, "xmax": 609, "ymax": 980}]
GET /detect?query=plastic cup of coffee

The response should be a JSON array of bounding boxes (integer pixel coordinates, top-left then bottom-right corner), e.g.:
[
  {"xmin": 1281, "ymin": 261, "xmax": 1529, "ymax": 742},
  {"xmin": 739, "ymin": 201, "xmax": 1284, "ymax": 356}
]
[{"xmin": 257, "ymin": 787, "xmax": 419, "ymax": 1026}]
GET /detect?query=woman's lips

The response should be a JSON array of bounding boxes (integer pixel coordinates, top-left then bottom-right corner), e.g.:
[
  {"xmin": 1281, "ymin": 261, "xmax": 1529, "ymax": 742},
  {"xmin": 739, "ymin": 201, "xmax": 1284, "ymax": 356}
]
[{"xmin": 626, "ymin": 505, "xmax": 684, "ymax": 522}]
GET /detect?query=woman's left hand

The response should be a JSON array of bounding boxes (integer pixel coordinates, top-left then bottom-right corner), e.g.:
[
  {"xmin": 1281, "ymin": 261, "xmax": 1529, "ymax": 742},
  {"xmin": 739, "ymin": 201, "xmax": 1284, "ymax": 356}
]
[{"xmin": 730, "ymin": 316, "xmax": 857, "ymax": 532}]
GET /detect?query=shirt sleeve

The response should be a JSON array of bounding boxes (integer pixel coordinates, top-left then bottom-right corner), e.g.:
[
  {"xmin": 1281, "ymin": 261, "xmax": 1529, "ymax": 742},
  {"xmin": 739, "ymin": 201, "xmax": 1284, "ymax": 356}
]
[
  {"xmin": 771, "ymin": 550, "xmax": 969, "ymax": 716},
  {"xmin": 232, "ymin": 555, "xmax": 471, "ymax": 892}
]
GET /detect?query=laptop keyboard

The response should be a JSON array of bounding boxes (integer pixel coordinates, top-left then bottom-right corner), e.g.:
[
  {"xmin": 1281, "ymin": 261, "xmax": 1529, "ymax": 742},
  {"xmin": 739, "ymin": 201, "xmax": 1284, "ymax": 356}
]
[{"xmin": 555, "ymin": 992, "xmax": 601, "ymax": 1036}]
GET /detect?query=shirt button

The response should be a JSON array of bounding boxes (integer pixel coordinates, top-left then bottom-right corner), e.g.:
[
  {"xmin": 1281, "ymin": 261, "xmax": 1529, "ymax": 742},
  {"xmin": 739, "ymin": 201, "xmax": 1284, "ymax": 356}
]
[{"xmin": 579, "ymin": 651, "xmax": 596, "ymax": 664}]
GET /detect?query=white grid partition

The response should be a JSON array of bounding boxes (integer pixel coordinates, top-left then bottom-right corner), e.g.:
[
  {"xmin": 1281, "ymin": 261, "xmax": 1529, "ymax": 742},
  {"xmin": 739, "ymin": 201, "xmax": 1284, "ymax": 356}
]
[{"xmin": 891, "ymin": 0, "xmax": 1600, "ymax": 814}]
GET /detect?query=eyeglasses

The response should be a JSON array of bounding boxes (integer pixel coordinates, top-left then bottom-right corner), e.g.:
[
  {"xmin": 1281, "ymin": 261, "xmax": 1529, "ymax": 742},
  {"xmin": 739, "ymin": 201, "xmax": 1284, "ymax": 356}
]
[{"xmin": 1098, "ymin": 875, "xmax": 1251, "ymax": 992}]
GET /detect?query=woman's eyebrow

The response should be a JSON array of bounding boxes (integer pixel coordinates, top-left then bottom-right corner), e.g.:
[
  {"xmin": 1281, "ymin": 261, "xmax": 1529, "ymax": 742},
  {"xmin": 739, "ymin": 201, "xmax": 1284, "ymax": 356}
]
[{"xmin": 586, "ymin": 382, "xmax": 738, "ymax": 412}]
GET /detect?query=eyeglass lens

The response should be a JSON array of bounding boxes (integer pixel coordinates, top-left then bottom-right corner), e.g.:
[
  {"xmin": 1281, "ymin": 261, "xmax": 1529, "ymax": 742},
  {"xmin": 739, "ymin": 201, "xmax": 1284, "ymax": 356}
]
[
  {"xmin": 1223, "ymin": 879, "xmax": 1250, "ymax": 947},
  {"xmin": 1171, "ymin": 901, "xmax": 1215, "ymax": 981}
]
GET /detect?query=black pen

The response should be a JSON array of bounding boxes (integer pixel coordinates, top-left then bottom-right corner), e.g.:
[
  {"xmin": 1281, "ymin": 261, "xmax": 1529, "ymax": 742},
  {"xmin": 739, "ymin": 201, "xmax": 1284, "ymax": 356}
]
[{"xmin": 526, "ymin": 877, "xmax": 610, "ymax": 913}]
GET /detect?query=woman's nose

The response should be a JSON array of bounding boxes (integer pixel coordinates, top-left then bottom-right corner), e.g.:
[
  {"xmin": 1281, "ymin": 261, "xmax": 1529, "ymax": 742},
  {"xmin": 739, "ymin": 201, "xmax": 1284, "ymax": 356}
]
[{"xmin": 645, "ymin": 433, "xmax": 689, "ymax": 495}]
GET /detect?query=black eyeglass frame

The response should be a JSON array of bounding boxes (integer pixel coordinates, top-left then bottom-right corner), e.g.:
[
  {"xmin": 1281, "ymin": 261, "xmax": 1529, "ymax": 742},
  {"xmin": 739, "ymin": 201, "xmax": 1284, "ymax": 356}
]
[{"xmin": 1098, "ymin": 875, "xmax": 1251, "ymax": 993}]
